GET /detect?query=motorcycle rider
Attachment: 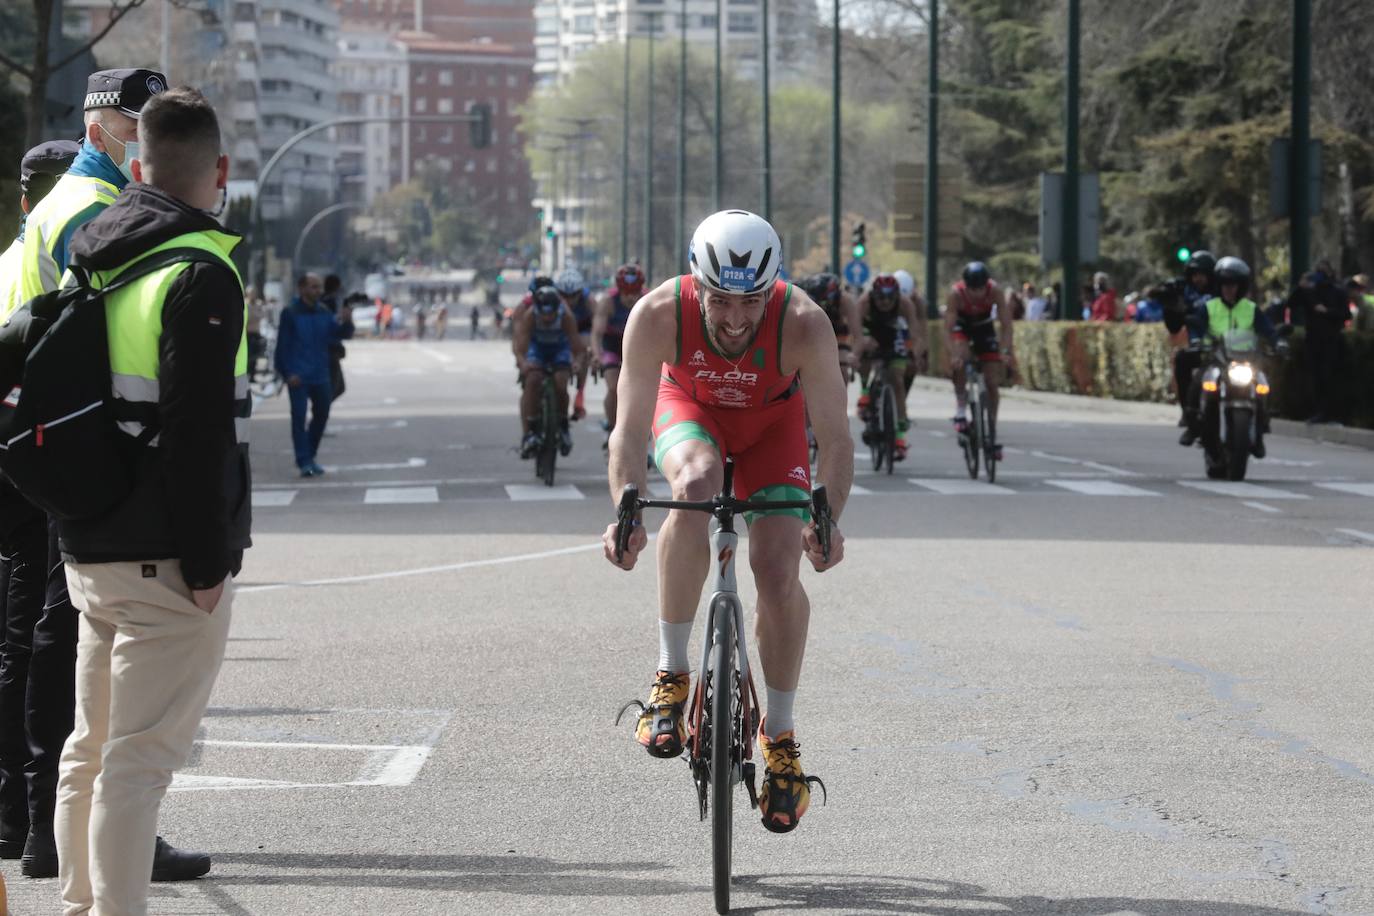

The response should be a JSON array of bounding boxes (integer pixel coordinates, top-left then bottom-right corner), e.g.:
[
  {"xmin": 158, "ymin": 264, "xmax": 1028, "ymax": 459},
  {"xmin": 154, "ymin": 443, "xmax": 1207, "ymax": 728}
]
[
  {"xmin": 1166, "ymin": 250, "xmax": 1216, "ymax": 432},
  {"xmin": 1178, "ymin": 256, "xmax": 1285, "ymax": 455}
]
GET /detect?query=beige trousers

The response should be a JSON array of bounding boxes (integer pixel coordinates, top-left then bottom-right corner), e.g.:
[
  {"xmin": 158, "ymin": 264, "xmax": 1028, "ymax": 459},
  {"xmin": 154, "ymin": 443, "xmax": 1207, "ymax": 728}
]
[{"xmin": 55, "ymin": 561, "xmax": 232, "ymax": 916}]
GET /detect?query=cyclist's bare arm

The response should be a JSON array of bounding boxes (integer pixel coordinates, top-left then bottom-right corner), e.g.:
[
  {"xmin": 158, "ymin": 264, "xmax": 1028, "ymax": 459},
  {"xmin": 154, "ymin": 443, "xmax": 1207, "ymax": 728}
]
[
  {"xmin": 603, "ymin": 281, "xmax": 677, "ymax": 569},
  {"xmin": 996, "ymin": 286, "xmax": 1014, "ymax": 363},
  {"xmin": 563, "ymin": 310, "xmax": 587, "ymax": 361},
  {"xmin": 783, "ymin": 292, "xmax": 854, "ymax": 523},
  {"xmin": 855, "ymin": 293, "xmax": 875, "ymax": 352},
  {"xmin": 512, "ymin": 310, "xmax": 534, "ymax": 368},
  {"xmin": 843, "ymin": 292, "xmax": 862, "ymax": 363},
  {"xmin": 904, "ymin": 294, "xmax": 929, "ymax": 357},
  {"xmin": 590, "ymin": 295, "xmax": 609, "ymax": 362},
  {"xmin": 944, "ymin": 290, "xmax": 964, "ymax": 346}
]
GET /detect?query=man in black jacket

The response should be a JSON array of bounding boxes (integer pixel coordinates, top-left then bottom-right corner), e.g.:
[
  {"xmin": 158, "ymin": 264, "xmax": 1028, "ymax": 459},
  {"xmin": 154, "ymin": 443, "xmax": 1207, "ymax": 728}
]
[
  {"xmin": 1286, "ymin": 260, "xmax": 1348, "ymax": 423},
  {"xmin": 52, "ymin": 87, "xmax": 250, "ymax": 916}
]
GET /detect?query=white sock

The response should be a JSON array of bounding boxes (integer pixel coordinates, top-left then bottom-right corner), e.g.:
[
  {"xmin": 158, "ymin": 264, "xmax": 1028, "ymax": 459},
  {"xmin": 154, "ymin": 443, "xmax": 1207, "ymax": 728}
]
[
  {"xmin": 658, "ymin": 620, "xmax": 693, "ymax": 674},
  {"xmin": 764, "ymin": 687, "xmax": 796, "ymax": 737}
]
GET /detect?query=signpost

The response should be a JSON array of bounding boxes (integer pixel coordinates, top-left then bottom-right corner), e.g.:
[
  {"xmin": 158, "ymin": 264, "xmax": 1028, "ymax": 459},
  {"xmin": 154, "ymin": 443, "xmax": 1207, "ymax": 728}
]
[{"xmin": 843, "ymin": 259, "xmax": 870, "ymax": 288}]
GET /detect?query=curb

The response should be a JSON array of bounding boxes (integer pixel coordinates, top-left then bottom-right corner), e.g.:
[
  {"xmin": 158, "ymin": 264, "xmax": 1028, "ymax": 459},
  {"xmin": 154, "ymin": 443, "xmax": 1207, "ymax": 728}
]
[{"xmin": 907, "ymin": 377, "xmax": 1374, "ymax": 451}]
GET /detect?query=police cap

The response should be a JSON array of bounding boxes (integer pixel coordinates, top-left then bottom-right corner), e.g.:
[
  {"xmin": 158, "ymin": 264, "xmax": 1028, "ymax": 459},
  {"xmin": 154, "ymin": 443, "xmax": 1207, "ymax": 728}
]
[
  {"xmin": 83, "ymin": 68, "xmax": 169, "ymax": 119},
  {"xmin": 19, "ymin": 139, "xmax": 81, "ymax": 198}
]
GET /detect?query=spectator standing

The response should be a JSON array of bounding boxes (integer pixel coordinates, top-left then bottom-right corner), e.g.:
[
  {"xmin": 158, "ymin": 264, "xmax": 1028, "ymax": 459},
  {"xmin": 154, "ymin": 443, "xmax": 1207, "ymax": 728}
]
[
  {"xmin": 0, "ymin": 139, "xmax": 79, "ymax": 865},
  {"xmin": 52, "ymin": 87, "xmax": 249, "ymax": 916},
  {"xmin": 435, "ymin": 299, "xmax": 449, "ymax": 338},
  {"xmin": 1025, "ymin": 286, "xmax": 1049, "ymax": 320},
  {"xmin": 1134, "ymin": 287, "xmax": 1166, "ymax": 323},
  {"xmin": 470, "ymin": 304, "xmax": 481, "ymax": 339},
  {"xmin": 1088, "ymin": 272, "xmax": 1117, "ymax": 321},
  {"xmin": 1288, "ymin": 260, "xmax": 1349, "ymax": 422},
  {"xmin": 0, "ymin": 68, "xmax": 207, "ymax": 884},
  {"xmin": 415, "ymin": 302, "xmax": 427, "ymax": 339},
  {"xmin": 275, "ymin": 273, "xmax": 354, "ymax": 476},
  {"xmin": 1351, "ymin": 274, "xmax": 1374, "ymax": 333}
]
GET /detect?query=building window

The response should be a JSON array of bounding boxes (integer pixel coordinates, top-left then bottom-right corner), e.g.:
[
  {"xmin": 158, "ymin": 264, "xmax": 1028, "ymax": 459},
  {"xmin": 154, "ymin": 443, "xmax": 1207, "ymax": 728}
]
[
  {"xmin": 414, "ymin": 96, "xmax": 427, "ymax": 113},
  {"xmin": 729, "ymin": 12, "xmax": 755, "ymax": 31},
  {"xmin": 507, "ymin": 73, "xmax": 519, "ymax": 87},
  {"xmin": 417, "ymin": 125, "xmax": 428, "ymax": 141},
  {"xmin": 535, "ymin": 16, "xmax": 558, "ymax": 34},
  {"xmin": 440, "ymin": 126, "xmax": 454, "ymax": 143},
  {"xmin": 699, "ymin": 14, "xmax": 717, "ymax": 27},
  {"xmin": 415, "ymin": 69, "xmax": 428, "ymax": 84},
  {"xmin": 438, "ymin": 69, "xmax": 453, "ymax": 86},
  {"xmin": 573, "ymin": 14, "xmax": 594, "ymax": 31},
  {"xmin": 437, "ymin": 97, "xmax": 453, "ymax": 114},
  {"xmin": 486, "ymin": 158, "xmax": 497, "ymax": 172}
]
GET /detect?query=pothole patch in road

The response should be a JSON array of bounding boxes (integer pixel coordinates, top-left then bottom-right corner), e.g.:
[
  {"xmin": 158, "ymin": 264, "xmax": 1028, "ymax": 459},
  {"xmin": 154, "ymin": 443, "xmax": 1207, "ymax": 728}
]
[{"xmin": 172, "ymin": 707, "xmax": 450, "ymax": 793}]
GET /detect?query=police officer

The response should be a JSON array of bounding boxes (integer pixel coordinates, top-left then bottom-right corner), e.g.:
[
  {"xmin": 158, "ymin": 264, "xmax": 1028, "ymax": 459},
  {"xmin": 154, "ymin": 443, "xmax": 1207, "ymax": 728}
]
[
  {"xmin": 0, "ymin": 139, "xmax": 79, "ymax": 863},
  {"xmin": 53, "ymin": 86, "xmax": 249, "ymax": 916},
  {"xmin": 1164, "ymin": 250, "xmax": 1216, "ymax": 435},
  {"xmin": 0, "ymin": 67, "xmax": 210, "ymax": 883}
]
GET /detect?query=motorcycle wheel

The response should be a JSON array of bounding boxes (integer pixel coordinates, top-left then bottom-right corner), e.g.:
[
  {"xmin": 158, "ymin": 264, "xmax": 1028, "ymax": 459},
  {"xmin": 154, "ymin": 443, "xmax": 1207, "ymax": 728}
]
[
  {"xmin": 1226, "ymin": 408, "xmax": 1252, "ymax": 481},
  {"xmin": 1201, "ymin": 400, "xmax": 1226, "ymax": 479}
]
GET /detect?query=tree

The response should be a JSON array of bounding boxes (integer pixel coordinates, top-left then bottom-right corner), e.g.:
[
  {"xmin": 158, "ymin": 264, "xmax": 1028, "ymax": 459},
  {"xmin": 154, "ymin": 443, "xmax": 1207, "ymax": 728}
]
[{"xmin": 0, "ymin": 0, "xmax": 151, "ymax": 148}]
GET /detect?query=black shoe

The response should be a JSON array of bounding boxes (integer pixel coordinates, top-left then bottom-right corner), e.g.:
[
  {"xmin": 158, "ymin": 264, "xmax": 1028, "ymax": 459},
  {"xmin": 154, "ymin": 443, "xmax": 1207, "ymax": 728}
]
[
  {"xmin": 1252, "ymin": 438, "xmax": 1266, "ymax": 459},
  {"xmin": 21, "ymin": 828, "xmax": 58, "ymax": 878},
  {"xmin": 151, "ymin": 836, "xmax": 211, "ymax": 882},
  {"xmin": 1177, "ymin": 414, "xmax": 1188, "ymax": 427},
  {"xmin": 0, "ymin": 829, "xmax": 25, "ymax": 860},
  {"xmin": 1178, "ymin": 428, "xmax": 1199, "ymax": 447},
  {"xmin": 559, "ymin": 427, "xmax": 573, "ymax": 457}
]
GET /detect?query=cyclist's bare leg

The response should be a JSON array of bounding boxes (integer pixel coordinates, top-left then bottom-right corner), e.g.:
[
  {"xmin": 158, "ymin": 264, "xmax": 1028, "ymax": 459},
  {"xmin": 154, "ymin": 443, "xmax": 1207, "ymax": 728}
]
[
  {"xmin": 656, "ymin": 440, "xmax": 724, "ymax": 625},
  {"xmin": 553, "ymin": 368, "xmax": 572, "ymax": 418},
  {"xmin": 984, "ymin": 358, "xmax": 1002, "ymax": 427},
  {"xmin": 949, "ymin": 339, "xmax": 971, "ymax": 413},
  {"xmin": 520, "ymin": 367, "xmax": 545, "ymax": 433},
  {"xmin": 604, "ymin": 366, "xmax": 621, "ymax": 429},
  {"xmin": 748, "ymin": 515, "xmax": 809, "ymax": 693}
]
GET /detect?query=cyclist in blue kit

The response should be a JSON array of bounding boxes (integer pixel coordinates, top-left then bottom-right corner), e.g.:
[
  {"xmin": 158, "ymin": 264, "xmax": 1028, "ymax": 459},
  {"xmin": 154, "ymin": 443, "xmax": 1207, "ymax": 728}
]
[{"xmin": 514, "ymin": 286, "xmax": 586, "ymax": 457}]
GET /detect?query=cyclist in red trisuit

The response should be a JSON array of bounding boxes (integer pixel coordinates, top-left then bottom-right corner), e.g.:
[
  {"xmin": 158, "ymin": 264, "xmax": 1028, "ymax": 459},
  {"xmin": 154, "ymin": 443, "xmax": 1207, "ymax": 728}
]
[{"xmin": 602, "ymin": 210, "xmax": 853, "ymax": 834}]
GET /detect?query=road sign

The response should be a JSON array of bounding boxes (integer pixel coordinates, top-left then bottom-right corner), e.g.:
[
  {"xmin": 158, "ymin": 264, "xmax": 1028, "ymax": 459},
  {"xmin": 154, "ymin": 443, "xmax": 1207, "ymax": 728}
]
[
  {"xmin": 844, "ymin": 260, "xmax": 870, "ymax": 287},
  {"xmin": 1039, "ymin": 171, "xmax": 1100, "ymax": 266}
]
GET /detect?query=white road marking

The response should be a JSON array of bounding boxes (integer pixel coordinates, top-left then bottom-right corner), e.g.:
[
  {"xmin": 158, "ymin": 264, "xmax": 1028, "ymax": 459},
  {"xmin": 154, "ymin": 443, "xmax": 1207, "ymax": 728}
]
[
  {"xmin": 1335, "ymin": 529, "xmax": 1374, "ymax": 544},
  {"xmin": 416, "ymin": 346, "xmax": 455, "ymax": 364},
  {"xmin": 1028, "ymin": 449, "xmax": 1139, "ymax": 477},
  {"xmin": 251, "ymin": 490, "xmax": 297, "ymax": 508},
  {"xmin": 909, "ymin": 478, "xmax": 1016, "ymax": 496},
  {"xmin": 1264, "ymin": 458, "xmax": 1320, "ymax": 467},
  {"xmin": 364, "ymin": 486, "xmax": 439, "ymax": 504},
  {"xmin": 237, "ymin": 540, "xmax": 613, "ymax": 595},
  {"xmin": 927, "ymin": 429, "xmax": 948, "ymax": 439},
  {"xmin": 1046, "ymin": 479, "xmax": 1160, "ymax": 497},
  {"xmin": 322, "ymin": 457, "xmax": 427, "ymax": 472},
  {"xmin": 329, "ymin": 419, "xmax": 409, "ymax": 432},
  {"xmin": 504, "ymin": 484, "xmax": 585, "ymax": 501},
  {"xmin": 1241, "ymin": 501, "xmax": 1282, "ymax": 514},
  {"xmin": 1178, "ymin": 481, "xmax": 1309, "ymax": 500},
  {"xmin": 849, "ymin": 484, "xmax": 874, "ymax": 495},
  {"xmin": 1316, "ymin": 482, "xmax": 1374, "ymax": 498}
]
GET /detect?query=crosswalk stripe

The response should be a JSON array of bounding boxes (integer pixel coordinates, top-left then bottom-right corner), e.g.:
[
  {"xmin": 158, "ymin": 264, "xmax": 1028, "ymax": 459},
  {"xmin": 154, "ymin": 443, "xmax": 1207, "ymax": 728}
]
[
  {"xmin": 1046, "ymin": 479, "xmax": 1160, "ymax": 497},
  {"xmin": 1316, "ymin": 482, "xmax": 1374, "ymax": 498},
  {"xmin": 1177, "ymin": 481, "xmax": 1308, "ymax": 500},
  {"xmin": 252, "ymin": 490, "xmax": 298, "ymax": 508},
  {"xmin": 908, "ymin": 478, "xmax": 1016, "ymax": 496},
  {"xmin": 849, "ymin": 484, "xmax": 874, "ymax": 495},
  {"xmin": 504, "ymin": 484, "xmax": 586, "ymax": 501},
  {"xmin": 364, "ymin": 487, "xmax": 440, "ymax": 504}
]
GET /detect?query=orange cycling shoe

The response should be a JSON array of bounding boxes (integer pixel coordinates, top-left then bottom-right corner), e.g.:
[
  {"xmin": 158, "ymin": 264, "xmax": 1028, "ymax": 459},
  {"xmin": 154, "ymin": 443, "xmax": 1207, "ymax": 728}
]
[
  {"xmin": 758, "ymin": 722, "xmax": 826, "ymax": 834},
  {"xmin": 634, "ymin": 670, "xmax": 690, "ymax": 758}
]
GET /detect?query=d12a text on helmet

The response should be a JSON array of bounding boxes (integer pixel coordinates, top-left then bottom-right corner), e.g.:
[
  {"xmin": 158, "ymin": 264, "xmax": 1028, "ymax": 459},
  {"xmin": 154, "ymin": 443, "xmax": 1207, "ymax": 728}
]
[{"xmin": 689, "ymin": 210, "xmax": 782, "ymax": 296}]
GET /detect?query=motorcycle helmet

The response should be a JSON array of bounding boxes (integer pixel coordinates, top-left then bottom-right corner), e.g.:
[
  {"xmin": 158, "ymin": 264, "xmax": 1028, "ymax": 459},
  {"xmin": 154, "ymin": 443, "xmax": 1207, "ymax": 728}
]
[
  {"xmin": 962, "ymin": 261, "xmax": 990, "ymax": 289},
  {"xmin": 1185, "ymin": 250, "xmax": 1217, "ymax": 278},
  {"xmin": 688, "ymin": 209, "xmax": 782, "ymax": 295},
  {"xmin": 1214, "ymin": 256, "xmax": 1251, "ymax": 296}
]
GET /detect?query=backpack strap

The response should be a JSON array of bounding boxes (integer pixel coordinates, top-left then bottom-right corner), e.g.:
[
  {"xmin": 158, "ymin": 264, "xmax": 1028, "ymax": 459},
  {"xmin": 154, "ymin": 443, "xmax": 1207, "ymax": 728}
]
[{"xmin": 77, "ymin": 246, "xmax": 232, "ymax": 298}]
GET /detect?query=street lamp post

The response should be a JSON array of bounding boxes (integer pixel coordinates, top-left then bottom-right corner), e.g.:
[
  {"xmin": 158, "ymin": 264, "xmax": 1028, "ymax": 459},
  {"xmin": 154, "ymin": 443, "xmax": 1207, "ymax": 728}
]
[
  {"xmin": 1061, "ymin": 0, "xmax": 1081, "ymax": 319},
  {"xmin": 645, "ymin": 15, "xmax": 656, "ymax": 281},
  {"xmin": 761, "ymin": 0, "xmax": 771, "ymax": 220},
  {"xmin": 714, "ymin": 0, "xmax": 723, "ymax": 209},
  {"xmin": 830, "ymin": 0, "xmax": 841, "ymax": 272},
  {"xmin": 676, "ymin": 0, "xmax": 688, "ymax": 273},
  {"xmin": 621, "ymin": 36, "xmax": 632, "ymax": 263}
]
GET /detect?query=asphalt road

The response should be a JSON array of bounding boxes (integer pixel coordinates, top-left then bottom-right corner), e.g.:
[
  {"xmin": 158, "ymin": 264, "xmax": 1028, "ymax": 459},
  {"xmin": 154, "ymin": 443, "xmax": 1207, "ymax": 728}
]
[{"xmin": 6, "ymin": 336, "xmax": 1374, "ymax": 916}]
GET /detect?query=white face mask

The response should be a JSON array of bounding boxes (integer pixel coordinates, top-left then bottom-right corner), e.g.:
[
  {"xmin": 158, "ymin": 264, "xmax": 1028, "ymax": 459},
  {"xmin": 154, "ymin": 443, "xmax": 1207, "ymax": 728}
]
[{"xmin": 99, "ymin": 124, "xmax": 138, "ymax": 183}]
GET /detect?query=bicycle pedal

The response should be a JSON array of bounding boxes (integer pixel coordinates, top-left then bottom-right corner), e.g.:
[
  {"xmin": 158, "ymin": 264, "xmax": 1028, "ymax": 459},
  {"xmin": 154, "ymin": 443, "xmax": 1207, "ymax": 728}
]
[{"xmin": 613, "ymin": 699, "xmax": 645, "ymax": 727}]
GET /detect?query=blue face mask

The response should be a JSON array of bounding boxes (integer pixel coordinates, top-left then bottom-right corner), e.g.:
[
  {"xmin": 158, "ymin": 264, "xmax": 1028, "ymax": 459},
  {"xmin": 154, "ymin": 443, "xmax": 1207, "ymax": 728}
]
[{"xmin": 99, "ymin": 125, "xmax": 138, "ymax": 183}]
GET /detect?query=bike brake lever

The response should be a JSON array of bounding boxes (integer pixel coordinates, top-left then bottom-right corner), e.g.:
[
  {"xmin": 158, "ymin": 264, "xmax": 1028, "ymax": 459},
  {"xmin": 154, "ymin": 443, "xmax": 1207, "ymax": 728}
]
[
  {"xmin": 811, "ymin": 487, "xmax": 832, "ymax": 566},
  {"xmin": 615, "ymin": 485, "xmax": 640, "ymax": 562}
]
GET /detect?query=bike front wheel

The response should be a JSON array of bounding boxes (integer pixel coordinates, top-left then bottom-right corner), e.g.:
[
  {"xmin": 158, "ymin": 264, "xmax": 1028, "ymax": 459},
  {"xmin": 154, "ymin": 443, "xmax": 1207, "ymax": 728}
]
[
  {"xmin": 880, "ymin": 382, "xmax": 898, "ymax": 475},
  {"xmin": 538, "ymin": 381, "xmax": 559, "ymax": 486},
  {"xmin": 710, "ymin": 606, "xmax": 736, "ymax": 915},
  {"xmin": 981, "ymin": 397, "xmax": 997, "ymax": 483},
  {"xmin": 962, "ymin": 393, "xmax": 980, "ymax": 479}
]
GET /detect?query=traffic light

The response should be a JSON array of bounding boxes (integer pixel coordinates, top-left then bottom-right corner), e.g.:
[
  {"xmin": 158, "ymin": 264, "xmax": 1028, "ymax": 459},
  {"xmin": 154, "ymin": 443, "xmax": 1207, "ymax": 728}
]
[
  {"xmin": 469, "ymin": 103, "xmax": 492, "ymax": 149},
  {"xmin": 536, "ymin": 208, "xmax": 545, "ymax": 222},
  {"xmin": 545, "ymin": 226, "xmax": 557, "ymax": 240},
  {"xmin": 1175, "ymin": 246, "xmax": 1191, "ymax": 264},
  {"xmin": 851, "ymin": 222, "xmax": 867, "ymax": 260},
  {"xmin": 495, "ymin": 272, "xmax": 505, "ymax": 285}
]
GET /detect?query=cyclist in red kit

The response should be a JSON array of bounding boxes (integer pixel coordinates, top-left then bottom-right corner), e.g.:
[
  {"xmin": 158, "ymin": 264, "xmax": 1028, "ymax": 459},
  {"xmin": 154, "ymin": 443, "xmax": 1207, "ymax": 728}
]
[{"xmin": 602, "ymin": 210, "xmax": 852, "ymax": 834}]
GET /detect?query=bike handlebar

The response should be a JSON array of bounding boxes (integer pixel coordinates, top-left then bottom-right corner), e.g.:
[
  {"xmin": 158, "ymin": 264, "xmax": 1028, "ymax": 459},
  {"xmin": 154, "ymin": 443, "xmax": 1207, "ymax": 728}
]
[{"xmin": 614, "ymin": 471, "xmax": 833, "ymax": 566}]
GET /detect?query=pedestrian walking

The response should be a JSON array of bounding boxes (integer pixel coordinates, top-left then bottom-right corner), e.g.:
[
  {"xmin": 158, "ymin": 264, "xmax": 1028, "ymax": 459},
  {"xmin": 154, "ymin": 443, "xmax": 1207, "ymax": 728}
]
[
  {"xmin": 470, "ymin": 304, "xmax": 481, "ymax": 339},
  {"xmin": 275, "ymin": 273, "xmax": 354, "ymax": 477},
  {"xmin": 1288, "ymin": 260, "xmax": 1349, "ymax": 423},
  {"xmin": 0, "ymin": 67, "xmax": 208, "ymax": 884},
  {"xmin": 0, "ymin": 139, "xmax": 79, "ymax": 867},
  {"xmin": 51, "ymin": 86, "xmax": 250, "ymax": 916},
  {"xmin": 320, "ymin": 274, "xmax": 347, "ymax": 402}
]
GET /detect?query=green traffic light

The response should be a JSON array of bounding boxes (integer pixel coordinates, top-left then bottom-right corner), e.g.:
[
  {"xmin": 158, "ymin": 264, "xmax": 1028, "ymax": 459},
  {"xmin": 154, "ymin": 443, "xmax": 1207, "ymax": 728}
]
[
  {"xmin": 852, "ymin": 244, "xmax": 866, "ymax": 259},
  {"xmin": 545, "ymin": 227, "xmax": 556, "ymax": 239},
  {"xmin": 1176, "ymin": 247, "xmax": 1191, "ymax": 263},
  {"xmin": 495, "ymin": 274, "xmax": 505, "ymax": 285}
]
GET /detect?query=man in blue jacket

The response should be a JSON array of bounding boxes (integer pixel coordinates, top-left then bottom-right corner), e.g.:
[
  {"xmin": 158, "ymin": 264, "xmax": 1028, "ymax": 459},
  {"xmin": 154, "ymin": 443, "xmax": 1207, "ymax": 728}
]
[{"xmin": 275, "ymin": 273, "xmax": 353, "ymax": 476}]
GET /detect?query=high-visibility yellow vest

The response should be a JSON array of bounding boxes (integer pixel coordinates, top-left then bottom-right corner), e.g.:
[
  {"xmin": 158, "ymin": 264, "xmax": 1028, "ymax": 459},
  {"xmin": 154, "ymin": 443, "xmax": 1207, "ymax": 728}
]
[
  {"xmin": 83, "ymin": 230, "xmax": 250, "ymax": 444},
  {"xmin": 0, "ymin": 238, "xmax": 24, "ymax": 318},
  {"xmin": 15, "ymin": 173, "xmax": 118, "ymax": 306},
  {"xmin": 1206, "ymin": 297, "xmax": 1258, "ymax": 351}
]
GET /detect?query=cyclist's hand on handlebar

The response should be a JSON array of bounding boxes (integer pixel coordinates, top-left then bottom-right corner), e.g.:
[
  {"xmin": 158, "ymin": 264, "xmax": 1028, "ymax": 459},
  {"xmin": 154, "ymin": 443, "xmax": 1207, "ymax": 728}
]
[
  {"xmin": 604, "ymin": 520, "xmax": 647, "ymax": 570},
  {"xmin": 802, "ymin": 521, "xmax": 843, "ymax": 572}
]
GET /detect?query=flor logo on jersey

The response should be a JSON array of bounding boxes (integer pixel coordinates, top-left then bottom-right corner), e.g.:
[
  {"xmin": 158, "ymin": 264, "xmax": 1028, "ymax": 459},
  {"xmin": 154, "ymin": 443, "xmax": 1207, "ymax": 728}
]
[
  {"xmin": 788, "ymin": 465, "xmax": 809, "ymax": 484},
  {"xmin": 694, "ymin": 368, "xmax": 759, "ymax": 384},
  {"xmin": 690, "ymin": 349, "xmax": 709, "ymax": 366}
]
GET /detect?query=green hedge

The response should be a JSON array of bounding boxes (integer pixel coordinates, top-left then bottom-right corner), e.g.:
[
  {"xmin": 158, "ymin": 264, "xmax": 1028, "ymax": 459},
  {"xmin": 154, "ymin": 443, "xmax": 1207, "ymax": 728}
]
[{"xmin": 923, "ymin": 322, "xmax": 1374, "ymax": 429}]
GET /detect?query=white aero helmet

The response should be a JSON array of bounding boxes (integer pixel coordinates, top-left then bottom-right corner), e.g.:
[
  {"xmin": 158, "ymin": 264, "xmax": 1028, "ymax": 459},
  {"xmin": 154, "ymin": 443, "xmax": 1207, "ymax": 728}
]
[
  {"xmin": 893, "ymin": 269, "xmax": 915, "ymax": 297},
  {"xmin": 688, "ymin": 209, "xmax": 782, "ymax": 295},
  {"xmin": 554, "ymin": 267, "xmax": 585, "ymax": 295}
]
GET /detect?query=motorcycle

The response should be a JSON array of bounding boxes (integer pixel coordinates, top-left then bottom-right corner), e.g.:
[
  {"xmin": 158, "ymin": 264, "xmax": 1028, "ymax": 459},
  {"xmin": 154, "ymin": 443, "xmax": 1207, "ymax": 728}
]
[{"xmin": 1195, "ymin": 328, "xmax": 1290, "ymax": 481}]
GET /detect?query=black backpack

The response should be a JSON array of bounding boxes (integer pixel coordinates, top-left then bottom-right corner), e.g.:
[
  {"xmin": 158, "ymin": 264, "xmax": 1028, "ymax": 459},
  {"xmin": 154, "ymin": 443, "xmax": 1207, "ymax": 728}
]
[{"xmin": 0, "ymin": 247, "xmax": 223, "ymax": 520}]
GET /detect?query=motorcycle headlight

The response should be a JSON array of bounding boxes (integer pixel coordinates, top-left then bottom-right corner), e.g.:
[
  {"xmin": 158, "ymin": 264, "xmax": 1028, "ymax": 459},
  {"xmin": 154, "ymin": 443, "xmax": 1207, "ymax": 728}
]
[{"xmin": 1227, "ymin": 364, "xmax": 1254, "ymax": 387}]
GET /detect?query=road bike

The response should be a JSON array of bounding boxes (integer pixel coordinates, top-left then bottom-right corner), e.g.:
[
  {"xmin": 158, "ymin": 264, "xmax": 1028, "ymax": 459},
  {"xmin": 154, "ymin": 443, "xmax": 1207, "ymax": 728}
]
[
  {"xmin": 613, "ymin": 458, "xmax": 831, "ymax": 914},
  {"xmin": 532, "ymin": 373, "xmax": 563, "ymax": 486},
  {"xmin": 958, "ymin": 358, "xmax": 998, "ymax": 483},
  {"xmin": 860, "ymin": 365, "xmax": 900, "ymax": 475}
]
